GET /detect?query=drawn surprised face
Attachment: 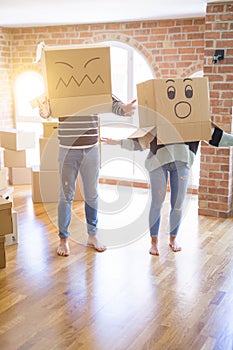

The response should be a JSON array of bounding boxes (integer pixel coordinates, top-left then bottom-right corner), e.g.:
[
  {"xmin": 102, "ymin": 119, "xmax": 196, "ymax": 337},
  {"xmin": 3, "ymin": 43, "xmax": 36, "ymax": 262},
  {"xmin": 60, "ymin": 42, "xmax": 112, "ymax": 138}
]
[
  {"xmin": 166, "ymin": 78, "xmax": 194, "ymax": 119},
  {"xmin": 55, "ymin": 57, "xmax": 104, "ymax": 90}
]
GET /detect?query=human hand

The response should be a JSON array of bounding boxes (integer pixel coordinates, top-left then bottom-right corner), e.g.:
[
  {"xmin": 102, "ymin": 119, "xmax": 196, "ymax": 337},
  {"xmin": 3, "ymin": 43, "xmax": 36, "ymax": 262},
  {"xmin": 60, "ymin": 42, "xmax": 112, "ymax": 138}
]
[
  {"xmin": 100, "ymin": 137, "xmax": 121, "ymax": 145},
  {"xmin": 119, "ymin": 99, "xmax": 136, "ymax": 117},
  {"xmin": 38, "ymin": 96, "xmax": 51, "ymax": 119}
]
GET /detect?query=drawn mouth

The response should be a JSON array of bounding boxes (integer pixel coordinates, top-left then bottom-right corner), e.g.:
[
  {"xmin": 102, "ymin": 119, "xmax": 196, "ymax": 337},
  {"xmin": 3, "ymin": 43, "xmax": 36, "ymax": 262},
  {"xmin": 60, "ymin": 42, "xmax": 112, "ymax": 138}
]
[
  {"xmin": 56, "ymin": 74, "xmax": 104, "ymax": 90},
  {"xmin": 174, "ymin": 101, "xmax": 191, "ymax": 119}
]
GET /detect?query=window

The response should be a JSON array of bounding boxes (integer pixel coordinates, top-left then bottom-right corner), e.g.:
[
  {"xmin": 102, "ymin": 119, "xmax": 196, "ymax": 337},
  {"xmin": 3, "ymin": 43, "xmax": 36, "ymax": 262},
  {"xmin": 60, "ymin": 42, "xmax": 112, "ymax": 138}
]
[
  {"xmin": 99, "ymin": 41, "xmax": 154, "ymax": 182},
  {"xmin": 14, "ymin": 70, "xmax": 44, "ymax": 166},
  {"xmin": 188, "ymin": 70, "xmax": 203, "ymax": 190}
]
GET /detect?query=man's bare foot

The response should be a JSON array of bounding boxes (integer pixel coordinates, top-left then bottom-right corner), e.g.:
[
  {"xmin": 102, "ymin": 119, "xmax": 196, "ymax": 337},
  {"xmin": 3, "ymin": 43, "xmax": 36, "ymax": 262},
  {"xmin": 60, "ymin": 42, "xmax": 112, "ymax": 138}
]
[
  {"xmin": 87, "ymin": 235, "xmax": 106, "ymax": 252},
  {"xmin": 57, "ymin": 238, "xmax": 70, "ymax": 256},
  {"xmin": 149, "ymin": 237, "xmax": 159, "ymax": 256},
  {"xmin": 169, "ymin": 236, "xmax": 182, "ymax": 252}
]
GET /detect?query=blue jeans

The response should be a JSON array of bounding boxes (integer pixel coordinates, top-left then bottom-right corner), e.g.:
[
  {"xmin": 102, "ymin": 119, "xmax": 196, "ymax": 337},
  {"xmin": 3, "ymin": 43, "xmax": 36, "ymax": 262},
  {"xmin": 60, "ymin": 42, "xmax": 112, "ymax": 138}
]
[
  {"xmin": 149, "ymin": 161, "xmax": 189, "ymax": 237},
  {"xmin": 58, "ymin": 145, "xmax": 99, "ymax": 239}
]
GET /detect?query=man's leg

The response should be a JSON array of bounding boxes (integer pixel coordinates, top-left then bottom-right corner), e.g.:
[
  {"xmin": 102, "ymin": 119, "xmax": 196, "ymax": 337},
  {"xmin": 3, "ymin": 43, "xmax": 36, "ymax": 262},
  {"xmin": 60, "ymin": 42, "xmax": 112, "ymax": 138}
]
[
  {"xmin": 80, "ymin": 145, "xmax": 106, "ymax": 252},
  {"xmin": 57, "ymin": 148, "xmax": 79, "ymax": 256}
]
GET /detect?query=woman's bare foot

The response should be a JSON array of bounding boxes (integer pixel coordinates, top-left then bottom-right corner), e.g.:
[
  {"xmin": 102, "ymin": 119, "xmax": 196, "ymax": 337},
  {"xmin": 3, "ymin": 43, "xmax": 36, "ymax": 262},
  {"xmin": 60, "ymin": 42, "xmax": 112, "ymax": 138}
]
[
  {"xmin": 149, "ymin": 236, "xmax": 159, "ymax": 256},
  {"xmin": 87, "ymin": 235, "xmax": 106, "ymax": 252},
  {"xmin": 57, "ymin": 238, "xmax": 70, "ymax": 256},
  {"xmin": 169, "ymin": 236, "xmax": 182, "ymax": 252}
]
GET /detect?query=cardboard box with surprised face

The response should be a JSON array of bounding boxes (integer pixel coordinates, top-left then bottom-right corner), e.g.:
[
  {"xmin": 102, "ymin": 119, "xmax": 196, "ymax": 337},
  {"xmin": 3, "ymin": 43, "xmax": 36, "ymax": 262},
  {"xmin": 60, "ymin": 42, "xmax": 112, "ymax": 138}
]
[
  {"xmin": 136, "ymin": 77, "xmax": 212, "ymax": 144},
  {"xmin": 41, "ymin": 45, "xmax": 112, "ymax": 118}
]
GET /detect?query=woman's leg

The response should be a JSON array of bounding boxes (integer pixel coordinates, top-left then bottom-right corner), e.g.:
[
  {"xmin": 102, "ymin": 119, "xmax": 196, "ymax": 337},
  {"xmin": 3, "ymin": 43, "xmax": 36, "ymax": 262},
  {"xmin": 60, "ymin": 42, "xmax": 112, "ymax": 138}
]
[
  {"xmin": 149, "ymin": 165, "xmax": 168, "ymax": 255},
  {"xmin": 169, "ymin": 161, "xmax": 190, "ymax": 251}
]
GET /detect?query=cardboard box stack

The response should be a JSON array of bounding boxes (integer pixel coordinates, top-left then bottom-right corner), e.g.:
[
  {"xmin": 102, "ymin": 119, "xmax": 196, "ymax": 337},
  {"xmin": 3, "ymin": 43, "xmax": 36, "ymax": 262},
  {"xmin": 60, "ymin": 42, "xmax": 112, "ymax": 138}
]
[
  {"xmin": 0, "ymin": 139, "xmax": 19, "ymax": 256},
  {"xmin": 0, "ymin": 197, "xmax": 13, "ymax": 268},
  {"xmin": 32, "ymin": 120, "xmax": 83, "ymax": 203},
  {"xmin": 0, "ymin": 128, "xmax": 36, "ymax": 185}
]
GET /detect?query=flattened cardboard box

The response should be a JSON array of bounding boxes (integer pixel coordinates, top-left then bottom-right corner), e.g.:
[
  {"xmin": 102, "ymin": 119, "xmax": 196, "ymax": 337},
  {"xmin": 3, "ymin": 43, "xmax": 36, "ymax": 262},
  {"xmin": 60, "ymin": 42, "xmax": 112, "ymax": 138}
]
[
  {"xmin": 41, "ymin": 45, "xmax": 112, "ymax": 118},
  {"xmin": 136, "ymin": 77, "xmax": 212, "ymax": 144}
]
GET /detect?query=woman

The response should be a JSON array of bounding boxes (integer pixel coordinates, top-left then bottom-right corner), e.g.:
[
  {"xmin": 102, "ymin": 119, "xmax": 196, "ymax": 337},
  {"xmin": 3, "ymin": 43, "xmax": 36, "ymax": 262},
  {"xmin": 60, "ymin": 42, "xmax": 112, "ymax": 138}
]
[{"xmin": 102, "ymin": 124, "xmax": 233, "ymax": 256}]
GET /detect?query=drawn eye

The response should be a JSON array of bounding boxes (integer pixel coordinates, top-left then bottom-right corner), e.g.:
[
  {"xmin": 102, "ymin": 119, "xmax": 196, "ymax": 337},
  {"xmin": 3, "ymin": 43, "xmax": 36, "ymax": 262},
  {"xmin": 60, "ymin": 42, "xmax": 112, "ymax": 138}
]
[
  {"xmin": 167, "ymin": 86, "xmax": 176, "ymax": 100},
  {"xmin": 185, "ymin": 84, "xmax": 193, "ymax": 98},
  {"xmin": 84, "ymin": 57, "xmax": 100, "ymax": 68}
]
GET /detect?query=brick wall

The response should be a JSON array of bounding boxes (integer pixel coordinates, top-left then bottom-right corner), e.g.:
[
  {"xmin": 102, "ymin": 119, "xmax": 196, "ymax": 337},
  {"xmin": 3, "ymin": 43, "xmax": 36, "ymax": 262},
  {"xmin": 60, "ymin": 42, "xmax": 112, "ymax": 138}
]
[
  {"xmin": 8, "ymin": 18, "xmax": 205, "ymax": 86},
  {"xmin": 0, "ymin": 28, "xmax": 13, "ymax": 128},
  {"xmin": 198, "ymin": 0, "xmax": 233, "ymax": 217},
  {"xmin": 0, "ymin": 18, "xmax": 205, "ymax": 127},
  {"xmin": 0, "ymin": 1, "xmax": 232, "ymax": 217}
]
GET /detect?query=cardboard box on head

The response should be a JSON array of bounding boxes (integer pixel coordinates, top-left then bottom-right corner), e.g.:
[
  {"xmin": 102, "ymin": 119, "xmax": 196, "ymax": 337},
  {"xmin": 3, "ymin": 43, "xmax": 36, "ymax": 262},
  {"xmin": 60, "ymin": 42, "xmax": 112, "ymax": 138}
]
[
  {"xmin": 41, "ymin": 44, "xmax": 112, "ymax": 118},
  {"xmin": 136, "ymin": 77, "xmax": 212, "ymax": 144}
]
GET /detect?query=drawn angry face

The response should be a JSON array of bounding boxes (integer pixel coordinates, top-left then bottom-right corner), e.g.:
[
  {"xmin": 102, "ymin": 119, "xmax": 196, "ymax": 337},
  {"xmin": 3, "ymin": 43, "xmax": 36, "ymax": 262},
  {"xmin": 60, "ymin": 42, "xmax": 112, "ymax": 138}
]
[{"xmin": 44, "ymin": 46, "xmax": 111, "ymax": 99}]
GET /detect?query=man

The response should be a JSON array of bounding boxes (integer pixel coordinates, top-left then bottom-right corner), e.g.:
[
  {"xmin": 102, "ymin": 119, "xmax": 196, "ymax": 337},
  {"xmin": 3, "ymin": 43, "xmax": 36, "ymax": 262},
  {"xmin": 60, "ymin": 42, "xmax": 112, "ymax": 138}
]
[{"xmin": 39, "ymin": 96, "xmax": 136, "ymax": 256}]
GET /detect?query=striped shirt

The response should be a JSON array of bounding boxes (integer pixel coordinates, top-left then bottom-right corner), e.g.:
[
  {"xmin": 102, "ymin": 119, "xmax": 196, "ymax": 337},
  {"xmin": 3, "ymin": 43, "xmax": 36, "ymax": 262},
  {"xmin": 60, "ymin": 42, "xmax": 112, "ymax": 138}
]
[{"xmin": 58, "ymin": 96, "xmax": 124, "ymax": 149}]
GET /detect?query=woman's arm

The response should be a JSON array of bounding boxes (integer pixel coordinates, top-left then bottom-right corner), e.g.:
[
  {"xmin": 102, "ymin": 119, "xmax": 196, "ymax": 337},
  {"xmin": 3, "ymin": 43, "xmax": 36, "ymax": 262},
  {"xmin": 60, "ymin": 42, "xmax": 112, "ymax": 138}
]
[{"xmin": 209, "ymin": 123, "xmax": 233, "ymax": 147}]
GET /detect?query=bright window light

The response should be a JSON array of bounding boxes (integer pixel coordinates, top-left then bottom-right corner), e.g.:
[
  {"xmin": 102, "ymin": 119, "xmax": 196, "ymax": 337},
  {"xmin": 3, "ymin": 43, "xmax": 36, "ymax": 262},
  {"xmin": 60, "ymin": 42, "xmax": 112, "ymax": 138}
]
[{"xmin": 14, "ymin": 70, "xmax": 44, "ymax": 118}]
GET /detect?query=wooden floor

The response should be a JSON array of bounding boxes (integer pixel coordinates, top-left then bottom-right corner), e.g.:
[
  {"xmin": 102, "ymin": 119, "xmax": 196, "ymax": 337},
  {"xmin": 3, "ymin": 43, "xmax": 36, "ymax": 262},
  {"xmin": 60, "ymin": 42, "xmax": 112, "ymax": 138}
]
[{"xmin": 1, "ymin": 184, "xmax": 233, "ymax": 350}]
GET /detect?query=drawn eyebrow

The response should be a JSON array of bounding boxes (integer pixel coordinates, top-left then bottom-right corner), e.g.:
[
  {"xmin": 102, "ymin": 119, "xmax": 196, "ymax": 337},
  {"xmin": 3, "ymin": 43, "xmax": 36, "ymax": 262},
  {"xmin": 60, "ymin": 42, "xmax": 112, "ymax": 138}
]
[
  {"xmin": 166, "ymin": 79, "xmax": 175, "ymax": 83},
  {"xmin": 84, "ymin": 57, "xmax": 100, "ymax": 68},
  {"xmin": 55, "ymin": 61, "xmax": 74, "ymax": 69},
  {"xmin": 183, "ymin": 78, "xmax": 193, "ymax": 82}
]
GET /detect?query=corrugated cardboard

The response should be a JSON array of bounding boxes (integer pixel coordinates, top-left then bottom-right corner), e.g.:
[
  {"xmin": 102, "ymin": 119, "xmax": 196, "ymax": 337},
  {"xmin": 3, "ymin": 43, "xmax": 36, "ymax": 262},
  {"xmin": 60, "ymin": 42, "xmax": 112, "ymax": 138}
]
[
  {"xmin": 41, "ymin": 44, "xmax": 112, "ymax": 118},
  {"xmin": 43, "ymin": 121, "xmax": 58, "ymax": 138},
  {"xmin": 0, "ymin": 167, "xmax": 8, "ymax": 190},
  {"xmin": 137, "ymin": 77, "xmax": 212, "ymax": 144},
  {"xmin": 5, "ymin": 211, "xmax": 18, "ymax": 246},
  {"xmin": 0, "ymin": 236, "xmax": 6, "ymax": 268},
  {"xmin": 30, "ymin": 93, "xmax": 46, "ymax": 109},
  {"xmin": 4, "ymin": 149, "xmax": 30, "ymax": 168},
  {"xmin": 8, "ymin": 167, "xmax": 32, "ymax": 185},
  {"xmin": 0, "ymin": 128, "xmax": 35, "ymax": 150},
  {"xmin": 39, "ymin": 137, "xmax": 59, "ymax": 170},
  {"xmin": 0, "ymin": 197, "xmax": 13, "ymax": 235},
  {"xmin": 31, "ymin": 168, "xmax": 83, "ymax": 203}
]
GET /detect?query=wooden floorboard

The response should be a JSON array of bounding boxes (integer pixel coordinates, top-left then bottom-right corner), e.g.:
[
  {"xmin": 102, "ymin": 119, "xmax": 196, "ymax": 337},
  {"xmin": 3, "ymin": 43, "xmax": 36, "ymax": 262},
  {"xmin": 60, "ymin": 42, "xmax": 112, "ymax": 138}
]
[{"xmin": 1, "ymin": 184, "xmax": 233, "ymax": 350}]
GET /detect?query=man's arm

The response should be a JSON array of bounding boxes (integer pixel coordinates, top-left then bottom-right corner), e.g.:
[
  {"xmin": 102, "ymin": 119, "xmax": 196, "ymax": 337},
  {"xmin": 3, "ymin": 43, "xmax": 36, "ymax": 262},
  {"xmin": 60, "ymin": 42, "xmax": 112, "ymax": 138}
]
[
  {"xmin": 112, "ymin": 95, "xmax": 136, "ymax": 117},
  {"xmin": 38, "ymin": 96, "xmax": 51, "ymax": 119}
]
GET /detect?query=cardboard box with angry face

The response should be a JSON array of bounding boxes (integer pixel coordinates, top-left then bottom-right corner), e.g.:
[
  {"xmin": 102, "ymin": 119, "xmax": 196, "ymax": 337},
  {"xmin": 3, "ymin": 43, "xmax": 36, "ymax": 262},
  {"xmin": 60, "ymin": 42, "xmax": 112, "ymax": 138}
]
[{"xmin": 41, "ymin": 44, "xmax": 112, "ymax": 118}]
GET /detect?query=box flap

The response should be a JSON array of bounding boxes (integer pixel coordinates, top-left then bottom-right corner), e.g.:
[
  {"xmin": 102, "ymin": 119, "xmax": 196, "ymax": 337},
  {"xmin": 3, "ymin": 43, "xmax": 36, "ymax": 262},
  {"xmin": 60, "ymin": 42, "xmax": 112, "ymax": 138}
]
[{"xmin": 0, "ymin": 197, "xmax": 12, "ymax": 210}]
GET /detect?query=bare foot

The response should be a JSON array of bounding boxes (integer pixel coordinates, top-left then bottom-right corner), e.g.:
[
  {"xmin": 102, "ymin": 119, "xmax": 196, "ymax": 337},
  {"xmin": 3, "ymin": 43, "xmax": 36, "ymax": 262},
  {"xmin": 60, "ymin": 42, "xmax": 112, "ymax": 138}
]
[
  {"xmin": 87, "ymin": 235, "xmax": 106, "ymax": 252},
  {"xmin": 169, "ymin": 236, "xmax": 181, "ymax": 252},
  {"xmin": 149, "ymin": 237, "xmax": 159, "ymax": 256},
  {"xmin": 57, "ymin": 238, "xmax": 70, "ymax": 257}
]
